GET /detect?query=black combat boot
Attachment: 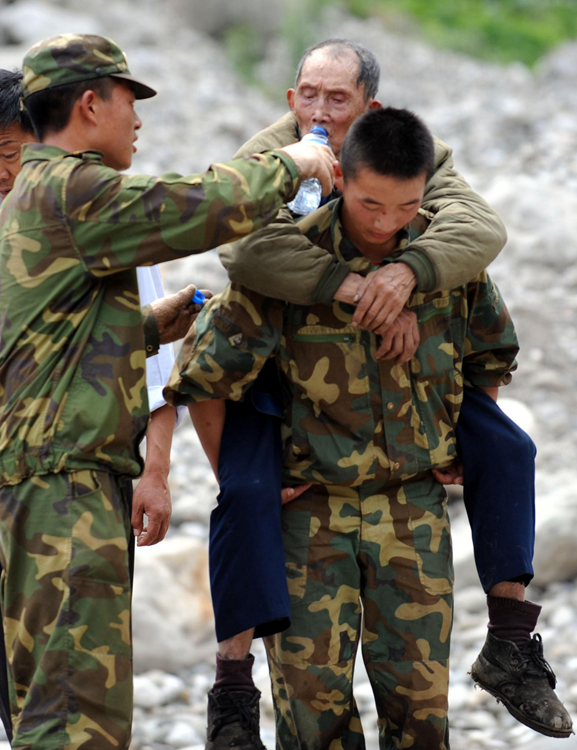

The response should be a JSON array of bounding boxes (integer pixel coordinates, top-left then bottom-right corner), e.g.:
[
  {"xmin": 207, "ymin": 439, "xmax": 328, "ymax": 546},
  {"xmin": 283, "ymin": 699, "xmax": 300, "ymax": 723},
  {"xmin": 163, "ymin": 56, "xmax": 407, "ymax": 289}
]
[
  {"xmin": 471, "ymin": 631, "xmax": 573, "ymax": 738},
  {"xmin": 205, "ymin": 687, "xmax": 266, "ymax": 749}
]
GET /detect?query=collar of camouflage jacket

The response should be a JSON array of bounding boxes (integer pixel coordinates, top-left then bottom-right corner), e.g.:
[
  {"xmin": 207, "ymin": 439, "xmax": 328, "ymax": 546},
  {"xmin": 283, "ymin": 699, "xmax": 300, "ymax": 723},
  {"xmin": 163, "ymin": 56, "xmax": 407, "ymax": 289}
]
[{"xmin": 21, "ymin": 142, "xmax": 105, "ymax": 165}]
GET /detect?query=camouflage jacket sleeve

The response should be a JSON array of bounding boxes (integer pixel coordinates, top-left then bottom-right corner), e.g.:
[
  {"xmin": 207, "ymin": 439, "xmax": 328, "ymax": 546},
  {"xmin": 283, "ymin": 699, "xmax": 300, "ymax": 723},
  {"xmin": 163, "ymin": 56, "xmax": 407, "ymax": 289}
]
[
  {"xmin": 67, "ymin": 149, "xmax": 300, "ymax": 274},
  {"xmin": 163, "ymin": 284, "xmax": 284, "ymax": 406},
  {"xmin": 462, "ymin": 272, "xmax": 519, "ymax": 388},
  {"xmin": 217, "ymin": 113, "xmax": 506, "ymax": 303}
]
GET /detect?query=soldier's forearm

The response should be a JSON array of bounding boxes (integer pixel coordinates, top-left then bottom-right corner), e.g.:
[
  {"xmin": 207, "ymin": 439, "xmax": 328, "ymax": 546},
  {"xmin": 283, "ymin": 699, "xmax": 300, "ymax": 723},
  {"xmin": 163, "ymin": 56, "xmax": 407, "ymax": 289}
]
[{"xmin": 143, "ymin": 404, "xmax": 177, "ymax": 477}]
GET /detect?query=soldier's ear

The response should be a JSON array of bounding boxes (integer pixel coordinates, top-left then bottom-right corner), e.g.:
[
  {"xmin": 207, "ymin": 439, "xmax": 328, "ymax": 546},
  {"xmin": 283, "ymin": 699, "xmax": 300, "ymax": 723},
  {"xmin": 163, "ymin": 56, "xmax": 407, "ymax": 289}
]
[
  {"xmin": 334, "ymin": 161, "xmax": 344, "ymax": 191},
  {"xmin": 77, "ymin": 90, "xmax": 100, "ymax": 127}
]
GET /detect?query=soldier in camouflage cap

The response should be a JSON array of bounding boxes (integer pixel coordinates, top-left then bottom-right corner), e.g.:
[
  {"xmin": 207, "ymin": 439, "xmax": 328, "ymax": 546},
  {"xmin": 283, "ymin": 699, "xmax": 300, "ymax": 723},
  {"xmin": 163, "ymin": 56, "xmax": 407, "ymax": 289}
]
[
  {"xmin": 165, "ymin": 107, "xmax": 532, "ymax": 748},
  {"xmin": 0, "ymin": 32, "xmax": 335, "ymax": 750},
  {"xmin": 21, "ymin": 33, "xmax": 157, "ymax": 100}
]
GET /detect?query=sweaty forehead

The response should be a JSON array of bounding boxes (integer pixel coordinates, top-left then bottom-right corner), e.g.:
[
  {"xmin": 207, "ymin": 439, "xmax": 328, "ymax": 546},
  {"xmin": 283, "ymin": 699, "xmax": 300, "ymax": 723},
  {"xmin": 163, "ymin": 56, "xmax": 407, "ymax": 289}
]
[{"xmin": 299, "ymin": 48, "xmax": 361, "ymax": 90}]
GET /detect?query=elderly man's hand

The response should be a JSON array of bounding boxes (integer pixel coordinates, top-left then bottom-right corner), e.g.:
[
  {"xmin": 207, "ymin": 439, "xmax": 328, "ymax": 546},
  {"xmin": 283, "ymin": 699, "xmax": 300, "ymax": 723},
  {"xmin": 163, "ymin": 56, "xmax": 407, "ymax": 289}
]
[
  {"xmin": 352, "ymin": 264, "xmax": 417, "ymax": 331},
  {"xmin": 152, "ymin": 284, "xmax": 212, "ymax": 344},
  {"xmin": 281, "ymin": 484, "xmax": 312, "ymax": 505},
  {"xmin": 280, "ymin": 142, "xmax": 336, "ymax": 196},
  {"xmin": 375, "ymin": 309, "xmax": 420, "ymax": 363},
  {"xmin": 433, "ymin": 462, "xmax": 464, "ymax": 486},
  {"xmin": 334, "ymin": 272, "xmax": 365, "ymax": 305},
  {"xmin": 132, "ymin": 469, "xmax": 172, "ymax": 546}
]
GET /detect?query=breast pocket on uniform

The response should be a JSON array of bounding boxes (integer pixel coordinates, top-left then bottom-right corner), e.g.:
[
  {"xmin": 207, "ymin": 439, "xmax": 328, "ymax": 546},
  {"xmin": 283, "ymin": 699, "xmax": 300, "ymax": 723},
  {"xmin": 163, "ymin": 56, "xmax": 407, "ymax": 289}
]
[{"xmin": 285, "ymin": 325, "xmax": 368, "ymax": 410}]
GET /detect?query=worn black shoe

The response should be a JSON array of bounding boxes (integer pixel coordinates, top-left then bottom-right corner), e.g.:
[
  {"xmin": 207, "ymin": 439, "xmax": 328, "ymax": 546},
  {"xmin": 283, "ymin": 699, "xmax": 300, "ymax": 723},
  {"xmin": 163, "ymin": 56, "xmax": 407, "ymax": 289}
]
[
  {"xmin": 205, "ymin": 688, "xmax": 266, "ymax": 749},
  {"xmin": 470, "ymin": 631, "xmax": 573, "ymax": 738}
]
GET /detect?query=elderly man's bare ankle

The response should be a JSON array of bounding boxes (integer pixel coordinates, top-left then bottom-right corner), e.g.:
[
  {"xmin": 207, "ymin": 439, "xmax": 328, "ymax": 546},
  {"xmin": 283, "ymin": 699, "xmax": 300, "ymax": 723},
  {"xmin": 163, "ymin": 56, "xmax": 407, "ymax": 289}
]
[
  {"xmin": 488, "ymin": 581, "xmax": 525, "ymax": 601},
  {"xmin": 218, "ymin": 628, "xmax": 255, "ymax": 661}
]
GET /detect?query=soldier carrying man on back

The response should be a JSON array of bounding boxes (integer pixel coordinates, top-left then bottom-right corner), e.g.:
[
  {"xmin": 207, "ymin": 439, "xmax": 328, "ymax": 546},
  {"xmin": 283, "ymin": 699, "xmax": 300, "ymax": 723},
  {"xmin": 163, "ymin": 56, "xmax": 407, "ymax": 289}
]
[
  {"xmin": 167, "ymin": 104, "xmax": 572, "ymax": 749},
  {"xmin": 171, "ymin": 39, "xmax": 571, "ymax": 748}
]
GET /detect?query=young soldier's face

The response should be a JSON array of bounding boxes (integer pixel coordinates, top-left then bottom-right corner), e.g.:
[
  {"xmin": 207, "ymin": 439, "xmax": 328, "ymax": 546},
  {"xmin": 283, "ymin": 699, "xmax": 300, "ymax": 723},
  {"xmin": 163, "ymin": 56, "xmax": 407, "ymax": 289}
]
[
  {"xmin": 287, "ymin": 49, "xmax": 379, "ymax": 157},
  {"xmin": 336, "ymin": 165, "xmax": 427, "ymax": 261},
  {"xmin": 93, "ymin": 80, "xmax": 142, "ymax": 171},
  {"xmin": 0, "ymin": 123, "xmax": 35, "ymax": 198}
]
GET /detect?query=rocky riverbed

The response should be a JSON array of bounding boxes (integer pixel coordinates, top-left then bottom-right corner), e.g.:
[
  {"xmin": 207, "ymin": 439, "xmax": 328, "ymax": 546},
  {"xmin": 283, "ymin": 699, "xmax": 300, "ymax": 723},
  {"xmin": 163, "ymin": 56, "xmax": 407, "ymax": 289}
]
[{"xmin": 1, "ymin": 1, "xmax": 577, "ymax": 748}]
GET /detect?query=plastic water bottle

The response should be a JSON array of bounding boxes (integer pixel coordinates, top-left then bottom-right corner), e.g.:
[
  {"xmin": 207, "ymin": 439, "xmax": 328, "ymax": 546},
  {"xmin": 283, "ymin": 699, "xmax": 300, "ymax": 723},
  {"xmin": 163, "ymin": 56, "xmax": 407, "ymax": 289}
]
[{"xmin": 287, "ymin": 126, "xmax": 330, "ymax": 216}]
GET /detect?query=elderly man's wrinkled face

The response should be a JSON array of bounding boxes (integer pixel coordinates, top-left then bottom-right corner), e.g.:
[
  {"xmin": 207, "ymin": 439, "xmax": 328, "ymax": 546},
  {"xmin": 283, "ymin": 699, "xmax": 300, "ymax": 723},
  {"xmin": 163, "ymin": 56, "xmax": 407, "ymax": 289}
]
[
  {"xmin": 0, "ymin": 123, "xmax": 35, "ymax": 199},
  {"xmin": 287, "ymin": 48, "xmax": 379, "ymax": 157}
]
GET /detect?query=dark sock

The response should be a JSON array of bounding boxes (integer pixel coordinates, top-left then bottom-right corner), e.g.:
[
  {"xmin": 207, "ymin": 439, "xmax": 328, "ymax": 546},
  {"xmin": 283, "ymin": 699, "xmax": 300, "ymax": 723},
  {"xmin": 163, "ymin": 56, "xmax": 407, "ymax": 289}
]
[
  {"xmin": 487, "ymin": 595, "xmax": 541, "ymax": 646},
  {"xmin": 214, "ymin": 652, "xmax": 256, "ymax": 692}
]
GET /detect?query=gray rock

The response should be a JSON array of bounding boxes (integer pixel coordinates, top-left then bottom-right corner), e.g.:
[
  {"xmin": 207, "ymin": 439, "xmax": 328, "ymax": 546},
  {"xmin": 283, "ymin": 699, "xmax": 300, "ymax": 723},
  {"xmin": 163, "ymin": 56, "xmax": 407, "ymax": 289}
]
[
  {"xmin": 164, "ymin": 720, "xmax": 203, "ymax": 748},
  {"xmin": 134, "ymin": 672, "xmax": 188, "ymax": 708},
  {"xmin": 0, "ymin": 1, "xmax": 101, "ymax": 45}
]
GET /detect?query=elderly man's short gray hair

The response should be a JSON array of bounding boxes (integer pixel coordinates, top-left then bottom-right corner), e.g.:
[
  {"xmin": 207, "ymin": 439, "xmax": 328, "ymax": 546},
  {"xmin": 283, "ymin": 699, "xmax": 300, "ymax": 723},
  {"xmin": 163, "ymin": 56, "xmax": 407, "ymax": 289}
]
[{"xmin": 294, "ymin": 39, "xmax": 380, "ymax": 101}]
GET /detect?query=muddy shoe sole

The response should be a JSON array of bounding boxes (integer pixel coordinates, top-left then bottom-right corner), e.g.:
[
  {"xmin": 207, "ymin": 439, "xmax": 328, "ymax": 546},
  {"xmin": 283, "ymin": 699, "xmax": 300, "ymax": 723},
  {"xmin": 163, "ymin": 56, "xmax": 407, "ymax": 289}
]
[{"xmin": 470, "ymin": 671, "xmax": 574, "ymax": 739}]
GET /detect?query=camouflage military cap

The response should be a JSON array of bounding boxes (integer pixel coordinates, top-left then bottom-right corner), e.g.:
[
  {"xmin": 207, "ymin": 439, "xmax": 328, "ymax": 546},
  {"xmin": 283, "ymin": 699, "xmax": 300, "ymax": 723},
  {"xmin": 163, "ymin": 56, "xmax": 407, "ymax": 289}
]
[{"xmin": 21, "ymin": 33, "xmax": 157, "ymax": 100}]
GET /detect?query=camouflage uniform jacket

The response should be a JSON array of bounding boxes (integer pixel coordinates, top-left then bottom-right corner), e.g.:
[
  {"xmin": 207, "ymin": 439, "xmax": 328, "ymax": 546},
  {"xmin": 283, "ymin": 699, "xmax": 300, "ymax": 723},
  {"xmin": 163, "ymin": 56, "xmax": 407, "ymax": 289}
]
[
  {"xmin": 218, "ymin": 112, "xmax": 507, "ymax": 305},
  {"xmin": 0, "ymin": 143, "xmax": 300, "ymax": 487},
  {"xmin": 166, "ymin": 198, "xmax": 519, "ymax": 487}
]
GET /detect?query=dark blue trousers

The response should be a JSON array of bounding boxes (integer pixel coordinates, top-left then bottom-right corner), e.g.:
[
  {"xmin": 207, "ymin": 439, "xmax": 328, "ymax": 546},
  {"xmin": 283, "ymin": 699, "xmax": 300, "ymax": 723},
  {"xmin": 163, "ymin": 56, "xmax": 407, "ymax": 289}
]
[
  {"xmin": 210, "ymin": 386, "xmax": 536, "ymax": 641},
  {"xmin": 211, "ymin": 399, "xmax": 290, "ymax": 643},
  {"xmin": 457, "ymin": 386, "xmax": 535, "ymax": 591}
]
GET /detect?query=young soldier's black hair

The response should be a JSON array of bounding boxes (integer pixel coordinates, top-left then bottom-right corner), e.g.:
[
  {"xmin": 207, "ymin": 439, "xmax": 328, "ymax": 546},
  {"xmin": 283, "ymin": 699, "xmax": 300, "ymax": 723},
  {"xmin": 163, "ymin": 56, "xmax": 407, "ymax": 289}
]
[
  {"xmin": 340, "ymin": 107, "xmax": 435, "ymax": 182},
  {"xmin": 24, "ymin": 76, "xmax": 114, "ymax": 142},
  {"xmin": 0, "ymin": 69, "xmax": 34, "ymax": 134}
]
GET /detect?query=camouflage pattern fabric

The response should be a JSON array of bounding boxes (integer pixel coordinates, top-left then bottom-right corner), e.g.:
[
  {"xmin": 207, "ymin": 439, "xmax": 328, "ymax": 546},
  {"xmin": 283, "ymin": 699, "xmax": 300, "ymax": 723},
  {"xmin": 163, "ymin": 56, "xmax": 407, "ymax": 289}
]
[
  {"xmin": 165, "ymin": 198, "xmax": 519, "ymax": 489},
  {"xmin": 0, "ymin": 470, "xmax": 133, "ymax": 750},
  {"xmin": 22, "ymin": 33, "xmax": 156, "ymax": 100},
  {"xmin": 0, "ymin": 143, "xmax": 299, "ymax": 487},
  {"xmin": 264, "ymin": 475, "xmax": 452, "ymax": 749}
]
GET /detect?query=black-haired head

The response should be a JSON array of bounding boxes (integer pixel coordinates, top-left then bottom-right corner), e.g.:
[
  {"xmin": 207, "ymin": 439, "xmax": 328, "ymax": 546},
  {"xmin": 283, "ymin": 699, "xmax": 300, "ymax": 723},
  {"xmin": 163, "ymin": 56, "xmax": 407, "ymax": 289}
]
[
  {"xmin": 340, "ymin": 107, "xmax": 434, "ymax": 182},
  {"xmin": 0, "ymin": 69, "xmax": 34, "ymax": 134}
]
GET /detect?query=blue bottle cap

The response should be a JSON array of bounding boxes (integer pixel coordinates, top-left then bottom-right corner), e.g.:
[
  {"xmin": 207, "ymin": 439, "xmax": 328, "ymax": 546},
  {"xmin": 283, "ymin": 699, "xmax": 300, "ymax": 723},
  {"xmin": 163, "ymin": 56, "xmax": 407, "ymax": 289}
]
[
  {"xmin": 310, "ymin": 126, "xmax": 328, "ymax": 137},
  {"xmin": 192, "ymin": 290, "xmax": 206, "ymax": 305}
]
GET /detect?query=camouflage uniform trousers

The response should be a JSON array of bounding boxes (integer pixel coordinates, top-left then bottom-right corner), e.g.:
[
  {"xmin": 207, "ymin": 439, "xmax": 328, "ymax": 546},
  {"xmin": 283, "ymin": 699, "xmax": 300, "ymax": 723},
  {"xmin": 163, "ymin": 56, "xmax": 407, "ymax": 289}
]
[
  {"xmin": 0, "ymin": 469, "xmax": 133, "ymax": 750},
  {"xmin": 264, "ymin": 473, "xmax": 453, "ymax": 750}
]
